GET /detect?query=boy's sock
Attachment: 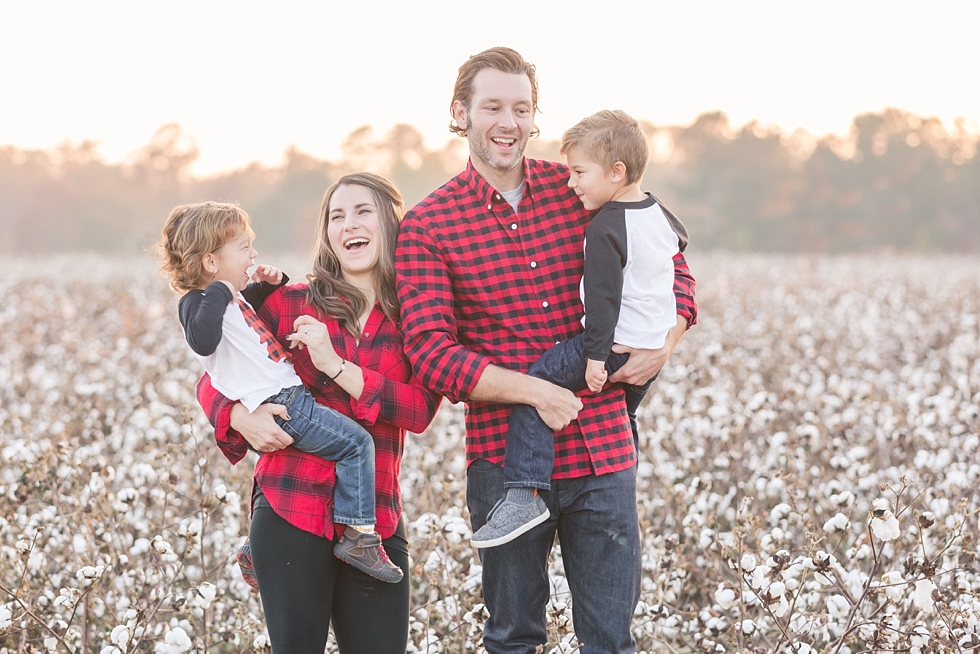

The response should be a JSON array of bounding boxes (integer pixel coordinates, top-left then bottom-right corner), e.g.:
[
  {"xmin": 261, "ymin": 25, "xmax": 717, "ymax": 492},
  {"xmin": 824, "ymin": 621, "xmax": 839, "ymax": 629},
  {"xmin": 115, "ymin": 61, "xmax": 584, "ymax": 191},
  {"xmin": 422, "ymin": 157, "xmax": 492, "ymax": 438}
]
[
  {"xmin": 351, "ymin": 524, "xmax": 376, "ymax": 534},
  {"xmin": 505, "ymin": 487, "xmax": 536, "ymax": 504}
]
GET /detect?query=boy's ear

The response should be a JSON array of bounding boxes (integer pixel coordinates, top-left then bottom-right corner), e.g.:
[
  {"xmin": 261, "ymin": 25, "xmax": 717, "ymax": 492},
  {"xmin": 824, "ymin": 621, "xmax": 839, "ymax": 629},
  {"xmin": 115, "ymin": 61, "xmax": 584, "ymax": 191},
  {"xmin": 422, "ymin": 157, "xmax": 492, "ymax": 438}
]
[
  {"xmin": 202, "ymin": 253, "xmax": 217, "ymax": 274},
  {"xmin": 610, "ymin": 161, "xmax": 628, "ymax": 183}
]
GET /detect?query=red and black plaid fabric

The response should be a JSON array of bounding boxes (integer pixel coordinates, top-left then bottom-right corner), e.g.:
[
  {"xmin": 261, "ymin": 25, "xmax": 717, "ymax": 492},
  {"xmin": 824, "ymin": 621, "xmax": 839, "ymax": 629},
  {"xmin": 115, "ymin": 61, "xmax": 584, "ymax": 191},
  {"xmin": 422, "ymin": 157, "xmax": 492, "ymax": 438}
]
[
  {"xmin": 238, "ymin": 299, "xmax": 291, "ymax": 363},
  {"xmin": 396, "ymin": 158, "xmax": 697, "ymax": 478},
  {"xmin": 198, "ymin": 284, "xmax": 441, "ymax": 540}
]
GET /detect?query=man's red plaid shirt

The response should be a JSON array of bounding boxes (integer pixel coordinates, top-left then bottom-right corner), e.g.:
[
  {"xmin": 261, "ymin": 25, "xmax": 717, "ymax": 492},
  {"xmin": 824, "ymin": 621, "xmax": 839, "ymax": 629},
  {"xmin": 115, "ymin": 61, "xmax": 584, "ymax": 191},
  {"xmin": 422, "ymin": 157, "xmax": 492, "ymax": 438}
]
[
  {"xmin": 197, "ymin": 284, "xmax": 441, "ymax": 540},
  {"xmin": 396, "ymin": 158, "xmax": 697, "ymax": 478}
]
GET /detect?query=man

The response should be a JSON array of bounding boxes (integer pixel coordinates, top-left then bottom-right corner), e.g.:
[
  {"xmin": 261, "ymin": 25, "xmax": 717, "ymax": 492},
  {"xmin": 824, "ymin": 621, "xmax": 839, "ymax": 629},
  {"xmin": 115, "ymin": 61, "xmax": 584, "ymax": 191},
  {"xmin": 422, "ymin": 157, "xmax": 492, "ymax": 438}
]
[{"xmin": 395, "ymin": 47, "xmax": 697, "ymax": 653}]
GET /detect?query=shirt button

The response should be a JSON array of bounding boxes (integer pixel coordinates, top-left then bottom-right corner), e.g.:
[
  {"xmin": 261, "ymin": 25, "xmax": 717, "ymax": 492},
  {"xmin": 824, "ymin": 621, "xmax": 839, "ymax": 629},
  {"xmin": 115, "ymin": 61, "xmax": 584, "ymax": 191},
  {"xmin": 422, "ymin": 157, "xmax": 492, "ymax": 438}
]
[
  {"xmin": 495, "ymin": 194, "xmax": 501, "ymax": 200},
  {"xmin": 542, "ymin": 301, "xmax": 549, "ymax": 308},
  {"xmin": 363, "ymin": 332, "xmax": 370, "ymax": 338},
  {"xmin": 487, "ymin": 204, "xmax": 492, "ymax": 210},
  {"xmin": 530, "ymin": 262, "xmax": 537, "ymax": 268},
  {"xmin": 511, "ymin": 223, "xmax": 518, "ymax": 230}
]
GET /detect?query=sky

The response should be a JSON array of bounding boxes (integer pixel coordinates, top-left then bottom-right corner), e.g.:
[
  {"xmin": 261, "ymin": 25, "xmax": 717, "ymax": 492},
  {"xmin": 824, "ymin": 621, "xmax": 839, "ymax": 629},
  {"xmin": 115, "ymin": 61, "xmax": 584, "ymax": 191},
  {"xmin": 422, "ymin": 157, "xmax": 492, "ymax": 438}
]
[{"xmin": 1, "ymin": 0, "xmax": 978, "ymax": 176}]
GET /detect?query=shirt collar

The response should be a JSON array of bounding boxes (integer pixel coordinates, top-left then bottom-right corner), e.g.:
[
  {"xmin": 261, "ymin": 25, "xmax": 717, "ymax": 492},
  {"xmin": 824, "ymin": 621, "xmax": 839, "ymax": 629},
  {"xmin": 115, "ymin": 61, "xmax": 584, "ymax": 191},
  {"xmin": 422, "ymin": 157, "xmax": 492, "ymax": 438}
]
[{"xmin": 462, "ymin": 158, "xmax": 536, "ymax": 208}]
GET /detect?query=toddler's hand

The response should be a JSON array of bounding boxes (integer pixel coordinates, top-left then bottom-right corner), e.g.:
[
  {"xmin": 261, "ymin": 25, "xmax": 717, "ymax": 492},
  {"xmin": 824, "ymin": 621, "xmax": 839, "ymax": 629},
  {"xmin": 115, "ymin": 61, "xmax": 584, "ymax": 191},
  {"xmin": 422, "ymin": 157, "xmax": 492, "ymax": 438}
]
[
  {"xmin": 252, "ymin": 265, "xmax": 283, "ymax": 285},
  {"xmin": 585, "ymin": 359, "xmax": 608, "ymax": 393}
]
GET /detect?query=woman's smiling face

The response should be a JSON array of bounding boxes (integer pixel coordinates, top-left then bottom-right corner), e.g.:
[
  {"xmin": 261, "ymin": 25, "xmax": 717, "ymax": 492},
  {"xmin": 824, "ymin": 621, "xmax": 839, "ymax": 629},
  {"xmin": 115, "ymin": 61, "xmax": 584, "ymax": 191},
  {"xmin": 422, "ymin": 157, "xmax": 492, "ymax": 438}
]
[{"xmin": 327, "ymin": 183, "xmax": 381, "ymax": 281}]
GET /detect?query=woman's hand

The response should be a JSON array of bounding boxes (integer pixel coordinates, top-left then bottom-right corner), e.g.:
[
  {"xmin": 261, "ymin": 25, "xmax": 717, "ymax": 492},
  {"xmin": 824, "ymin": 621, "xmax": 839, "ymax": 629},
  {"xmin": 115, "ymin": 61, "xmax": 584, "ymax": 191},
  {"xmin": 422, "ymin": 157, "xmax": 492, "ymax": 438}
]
[
  {"xmin": 230, "ymin": 403, "xmax": 294, "ymax": 453},
  {"xmin": 288, "ymin": 315, "xmax": 344, "ymax": 377}
]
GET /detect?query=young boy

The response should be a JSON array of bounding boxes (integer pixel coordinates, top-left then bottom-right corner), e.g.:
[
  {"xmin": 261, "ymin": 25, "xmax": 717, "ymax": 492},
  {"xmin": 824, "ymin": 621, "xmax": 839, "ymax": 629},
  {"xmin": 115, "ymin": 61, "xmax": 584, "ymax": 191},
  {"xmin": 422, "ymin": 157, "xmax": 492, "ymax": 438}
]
[
  {"xmin": 158, "ymin": 201, "xmax": 403, "ymax": 583},
  {"xmin": 471, "ymin": 110, "xmax": 690, "ymax": 548}
]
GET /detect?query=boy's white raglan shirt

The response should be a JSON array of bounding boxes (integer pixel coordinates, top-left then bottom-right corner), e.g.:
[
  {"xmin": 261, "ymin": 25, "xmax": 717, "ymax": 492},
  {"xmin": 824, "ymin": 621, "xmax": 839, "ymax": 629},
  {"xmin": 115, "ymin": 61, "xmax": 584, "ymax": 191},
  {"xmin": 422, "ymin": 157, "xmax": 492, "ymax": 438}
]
[
  {"xmin": 179, "ymin": 281, "xmax": 301, "ymax": 412},
  {"xmin": 580, "ymin": 194, "xmax": 688, "ymax": 361}
]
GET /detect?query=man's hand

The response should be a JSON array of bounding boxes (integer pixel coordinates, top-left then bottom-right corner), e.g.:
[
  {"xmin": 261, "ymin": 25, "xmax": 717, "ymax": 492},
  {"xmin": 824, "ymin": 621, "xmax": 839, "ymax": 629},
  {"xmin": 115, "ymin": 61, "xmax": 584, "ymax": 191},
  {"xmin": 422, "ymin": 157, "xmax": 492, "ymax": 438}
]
[
  {"xmin": 608, "ymin": 316, "xmax": 687, "ymax": 386},
  {"xmin": 529, "ymin": 377, "xmax": 583, "ymax": 431},
  {"xmin": 469, "ymin": 364, "xmax": 583, "ymax": 431},
  {"xmin": 251, "ymin": 264, "xmax": 283, "ymax": 285},
  {"xmin": 230, "ymin": 402, "xmax": 295, "ymax": 453},
  {"xmin": 585, "ymin": 358, "xmax": 607, "ymax": 393}
]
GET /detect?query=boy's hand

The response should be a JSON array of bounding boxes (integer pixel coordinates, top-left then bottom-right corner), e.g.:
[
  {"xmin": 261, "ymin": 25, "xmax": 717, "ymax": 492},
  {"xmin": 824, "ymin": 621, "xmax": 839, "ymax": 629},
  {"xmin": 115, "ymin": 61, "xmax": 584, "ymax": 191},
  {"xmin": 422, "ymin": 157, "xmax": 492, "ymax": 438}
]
[
  {"xmin": 251, "ymin": 265, "xmax": 283, "ymax": 285},
  {"xmin": 585, "ymin": 358, "xmax": 608, "ymax": 393}
]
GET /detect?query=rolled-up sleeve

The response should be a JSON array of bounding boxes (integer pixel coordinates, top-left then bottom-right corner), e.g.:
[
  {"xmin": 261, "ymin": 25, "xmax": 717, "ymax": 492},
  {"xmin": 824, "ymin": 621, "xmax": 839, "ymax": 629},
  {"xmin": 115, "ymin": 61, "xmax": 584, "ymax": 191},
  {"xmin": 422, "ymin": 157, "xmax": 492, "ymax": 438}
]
[
  {"xmin": 351, "ymin": 368, "xmax": 441, "ymax": 433},
  {"xmin": 672, "ymin": 252, "xmax": 698, "ymax": 328},
  {"xmin": 196, "ymin": 373, "xmax": 248, "ymax": 465},
  {"xmin": 396, "ymin": 213, "xmax": 492, "ymax": 403}
]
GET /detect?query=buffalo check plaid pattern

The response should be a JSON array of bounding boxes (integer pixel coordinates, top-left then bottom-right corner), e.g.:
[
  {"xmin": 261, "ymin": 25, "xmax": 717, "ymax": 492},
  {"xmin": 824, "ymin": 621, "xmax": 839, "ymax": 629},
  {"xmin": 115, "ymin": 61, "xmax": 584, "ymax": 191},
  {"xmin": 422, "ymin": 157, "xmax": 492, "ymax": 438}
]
[
  {"xmin": 238, "ymin": 299, "xmax": 291, "ymax": 363},
  {"xmin": 396, "ymin": 158, "xmax": 697, "ymax": 478},
  {"xmin": 198, "ymin": 285, "xmax": 441, "ymax": 540}
]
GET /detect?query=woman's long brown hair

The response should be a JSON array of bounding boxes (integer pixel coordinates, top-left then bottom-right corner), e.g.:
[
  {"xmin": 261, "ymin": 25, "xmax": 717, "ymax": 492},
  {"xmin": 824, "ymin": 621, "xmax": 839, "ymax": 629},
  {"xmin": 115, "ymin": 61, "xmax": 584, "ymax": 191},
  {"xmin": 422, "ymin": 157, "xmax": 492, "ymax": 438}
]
[{"xmin": 306, "ymin": 173, "xmax": 404, "ymax": 337}]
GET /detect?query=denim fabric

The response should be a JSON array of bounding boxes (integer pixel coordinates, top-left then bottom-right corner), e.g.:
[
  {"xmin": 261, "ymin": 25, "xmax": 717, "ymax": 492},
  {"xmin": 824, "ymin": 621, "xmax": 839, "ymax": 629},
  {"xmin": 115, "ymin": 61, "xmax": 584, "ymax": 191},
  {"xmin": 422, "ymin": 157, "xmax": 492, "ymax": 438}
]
[
  {"xmin": 467, "ymin": 459, "xmax": 642, "ymax": 653},
  {"xmin": 266, "ymin": 385, "xmax": 376, "ymax": 525},
  {"xmin": 504, "ymin": 334, "xmax": 654, "ymax": 490}
]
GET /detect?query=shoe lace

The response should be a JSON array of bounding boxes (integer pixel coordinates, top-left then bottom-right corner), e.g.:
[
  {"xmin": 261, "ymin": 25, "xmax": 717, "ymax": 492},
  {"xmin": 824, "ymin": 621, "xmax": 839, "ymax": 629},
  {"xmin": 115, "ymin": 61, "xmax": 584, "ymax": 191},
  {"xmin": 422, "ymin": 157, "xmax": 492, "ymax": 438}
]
[{"xmin": 374, "ymin": 545, "xmax": 391, "ymax": 564}]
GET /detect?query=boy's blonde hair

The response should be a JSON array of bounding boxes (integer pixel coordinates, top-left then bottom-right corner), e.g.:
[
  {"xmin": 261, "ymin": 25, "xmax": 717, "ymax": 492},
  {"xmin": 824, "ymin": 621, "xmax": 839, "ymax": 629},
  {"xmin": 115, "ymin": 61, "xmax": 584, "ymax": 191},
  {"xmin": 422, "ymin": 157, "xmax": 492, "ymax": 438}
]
[
  {"xmin": 157, "ymin": 201, "xmax": 254, "ymax": 294},
  {"xmin": 560, "ymin": 110, "xmax": 649, "ymax": 185}
]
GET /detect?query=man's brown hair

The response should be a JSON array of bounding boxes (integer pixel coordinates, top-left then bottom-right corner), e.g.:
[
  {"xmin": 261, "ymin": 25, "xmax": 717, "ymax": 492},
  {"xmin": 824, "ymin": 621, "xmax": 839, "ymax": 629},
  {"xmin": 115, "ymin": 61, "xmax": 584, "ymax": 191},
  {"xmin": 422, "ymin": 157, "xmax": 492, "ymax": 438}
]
[
  {"xmin": 560, "ymin": 110, "xmax": 649, "ymax": 185},
  {"xmin": 449, "ymin": 46, "xmax": 540, "ymax": 138}
]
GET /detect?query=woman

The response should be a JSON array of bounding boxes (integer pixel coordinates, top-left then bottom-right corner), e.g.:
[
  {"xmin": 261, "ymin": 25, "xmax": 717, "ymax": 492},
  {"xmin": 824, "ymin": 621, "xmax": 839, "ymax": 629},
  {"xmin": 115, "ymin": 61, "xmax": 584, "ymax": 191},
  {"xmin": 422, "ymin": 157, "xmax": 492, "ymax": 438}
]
[{"xmin": 197, "ymin": 173, "xmax": 440, "ymax": 653}]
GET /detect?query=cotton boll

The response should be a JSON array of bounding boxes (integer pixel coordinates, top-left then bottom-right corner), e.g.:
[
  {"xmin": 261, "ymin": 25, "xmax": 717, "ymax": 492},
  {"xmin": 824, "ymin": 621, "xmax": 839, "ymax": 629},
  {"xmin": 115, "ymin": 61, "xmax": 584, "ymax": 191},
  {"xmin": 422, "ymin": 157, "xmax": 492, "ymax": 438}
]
[
  {"xmin": 823, "ymin": 513, "xmax": 850, "ymax": 533},
  {"xmin": 770, "ymin": 503, "xmax": 791, "ymax": 522},
  {"xmin": 0, "ymin": 605, "xmax": 11, "ymax": 630},
  {"xmin": 714, "ymin": 586, "xmax": 736, "ymax": 610},
  {"xmin": 914, "ymin": 579, "xmax": 936, "ymax": 613},
  {"xmin": 871, "ymin": 512, "xmax": 900, "ymax": 541},
  {"xmin": 881, "ymin": 571, "xmax": 905, "ymax": 602}
]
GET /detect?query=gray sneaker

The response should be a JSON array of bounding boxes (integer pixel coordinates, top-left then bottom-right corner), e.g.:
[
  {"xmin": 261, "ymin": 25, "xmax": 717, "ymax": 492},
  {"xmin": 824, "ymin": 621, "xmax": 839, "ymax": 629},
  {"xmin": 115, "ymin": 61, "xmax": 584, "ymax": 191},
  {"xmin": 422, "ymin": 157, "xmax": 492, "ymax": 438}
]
[{"xmin": 471, "ymin": 495, "xmax": 549, "ymax": 548}]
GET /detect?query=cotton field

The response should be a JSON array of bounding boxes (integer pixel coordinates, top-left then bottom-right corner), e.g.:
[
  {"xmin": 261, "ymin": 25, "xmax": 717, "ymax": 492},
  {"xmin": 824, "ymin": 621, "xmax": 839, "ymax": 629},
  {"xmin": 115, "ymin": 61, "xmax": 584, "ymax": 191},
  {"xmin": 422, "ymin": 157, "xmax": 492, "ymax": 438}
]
[{"xmin": 1, "ymin": 253, "xmax": 978, "ymax": 654}]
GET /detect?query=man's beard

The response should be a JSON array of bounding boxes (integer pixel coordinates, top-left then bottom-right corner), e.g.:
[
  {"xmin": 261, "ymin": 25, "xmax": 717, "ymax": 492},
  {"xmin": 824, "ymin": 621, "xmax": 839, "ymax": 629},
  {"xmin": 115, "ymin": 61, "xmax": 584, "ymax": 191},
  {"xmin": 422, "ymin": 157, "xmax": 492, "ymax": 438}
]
[{"xmin": 470, "ymin": 131, "xmax": 525, "ymax": 172}]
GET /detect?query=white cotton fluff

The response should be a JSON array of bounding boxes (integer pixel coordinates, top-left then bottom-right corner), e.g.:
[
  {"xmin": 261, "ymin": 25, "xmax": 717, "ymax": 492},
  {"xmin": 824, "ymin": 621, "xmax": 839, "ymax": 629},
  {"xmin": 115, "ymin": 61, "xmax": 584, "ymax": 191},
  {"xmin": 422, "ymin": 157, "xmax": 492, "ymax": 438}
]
[
  {"xmin": 0, "ymin": 605, "xmax": 12, "ymax": 630},
  {"xmin": 871, "ymin": 511, "xmax": 900, "ymax": 541},
  {"xmin": 823, "ymin": 512, "xmax": 850, "ymax": 533},
  {"xmin": 154, "ymin": 627, "xmax": 192, "ymax": 654},
  {"xmin": 714, "ymin": 586, "xmax": 737, "ymax": 610},
  {"xmin": 914, "ymin": 579, "xmax": 936, "ymax": 613}
]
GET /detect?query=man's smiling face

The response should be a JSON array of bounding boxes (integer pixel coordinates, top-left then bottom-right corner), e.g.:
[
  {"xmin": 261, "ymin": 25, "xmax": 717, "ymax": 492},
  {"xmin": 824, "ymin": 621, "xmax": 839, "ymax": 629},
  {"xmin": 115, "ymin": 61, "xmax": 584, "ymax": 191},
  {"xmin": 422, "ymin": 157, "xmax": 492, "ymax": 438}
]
[{"xmin": 453, "ymin": 68, "xmax": 534, "ymax": 185}]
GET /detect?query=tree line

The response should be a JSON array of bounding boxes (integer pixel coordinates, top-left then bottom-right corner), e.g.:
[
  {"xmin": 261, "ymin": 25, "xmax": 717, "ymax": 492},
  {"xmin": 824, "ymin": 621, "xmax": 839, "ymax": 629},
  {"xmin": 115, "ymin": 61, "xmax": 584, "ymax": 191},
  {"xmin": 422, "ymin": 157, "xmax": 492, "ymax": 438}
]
[{"xmin": 0, "ymin": 109, "xmax": 977, "ymax": 254}]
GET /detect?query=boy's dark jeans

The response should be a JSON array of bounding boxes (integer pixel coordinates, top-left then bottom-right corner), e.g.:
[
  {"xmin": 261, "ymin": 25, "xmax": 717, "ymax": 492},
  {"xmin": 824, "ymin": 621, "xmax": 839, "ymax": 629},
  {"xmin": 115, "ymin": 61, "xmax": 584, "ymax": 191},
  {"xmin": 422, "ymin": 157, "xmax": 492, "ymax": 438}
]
[
  {"xmin": 504, "ymin": 333, "xmax": 655, "ymax": 491},
  {"xmin": 265, "ymin": 384, "xmax": 377, "ymax": 526}
]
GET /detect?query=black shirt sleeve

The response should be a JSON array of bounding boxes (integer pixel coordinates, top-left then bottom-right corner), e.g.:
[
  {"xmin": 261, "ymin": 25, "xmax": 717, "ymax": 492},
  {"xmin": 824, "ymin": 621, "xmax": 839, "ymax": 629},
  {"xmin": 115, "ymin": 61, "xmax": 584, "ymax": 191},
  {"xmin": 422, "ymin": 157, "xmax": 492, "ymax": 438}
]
[
  {"xmin": 178, "ymin": 282, "xmax": 234, "ymax": 357},
  {"xmin": 583, "ymin": 208, "xmax": 629, "ymax": 362},
  {"xmin": 240, "ymin": 273, "xmax": 289, "ymax": 310},
  {"xmin": 648, "ymin": 194, "xmax": 688, "ymax": 252}
]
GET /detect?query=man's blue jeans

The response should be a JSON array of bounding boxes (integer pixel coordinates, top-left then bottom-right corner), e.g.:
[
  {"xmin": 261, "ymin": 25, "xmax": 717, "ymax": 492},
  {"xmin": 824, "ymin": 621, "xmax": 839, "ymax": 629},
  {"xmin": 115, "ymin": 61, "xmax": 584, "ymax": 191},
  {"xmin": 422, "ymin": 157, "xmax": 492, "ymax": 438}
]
[
  {"xmin": 467, "ymin": 459, "xmax": 642, "ymax": 653},
  {"xmin": 265, "ymin": 384, "xmax": 376, "ymax": 526},
  {"xmin": 505, "ymin": 333, "xmax": 654, "ymax": 490}
]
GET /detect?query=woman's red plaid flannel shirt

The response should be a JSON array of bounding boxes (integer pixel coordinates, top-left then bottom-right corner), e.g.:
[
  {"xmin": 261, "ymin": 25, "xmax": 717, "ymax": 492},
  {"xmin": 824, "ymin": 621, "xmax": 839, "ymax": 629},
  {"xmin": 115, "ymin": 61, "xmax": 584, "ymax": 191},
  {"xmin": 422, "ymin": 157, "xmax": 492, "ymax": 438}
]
[
  {"xmin": 197, "ymin": 284, "xmax": 441, "ymax": 540},
  {"xmin": 396, "ymin": 158, "xmax": 697, "ymax": 478}
]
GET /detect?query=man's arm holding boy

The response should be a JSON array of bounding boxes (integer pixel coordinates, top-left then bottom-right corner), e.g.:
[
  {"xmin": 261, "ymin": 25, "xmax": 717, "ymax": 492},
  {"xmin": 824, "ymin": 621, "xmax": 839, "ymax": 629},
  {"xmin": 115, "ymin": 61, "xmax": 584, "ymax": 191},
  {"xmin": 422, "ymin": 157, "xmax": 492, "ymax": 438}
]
[{"xmin": 396, "ymin": 214, "xmax": 583, "ymax": 431}]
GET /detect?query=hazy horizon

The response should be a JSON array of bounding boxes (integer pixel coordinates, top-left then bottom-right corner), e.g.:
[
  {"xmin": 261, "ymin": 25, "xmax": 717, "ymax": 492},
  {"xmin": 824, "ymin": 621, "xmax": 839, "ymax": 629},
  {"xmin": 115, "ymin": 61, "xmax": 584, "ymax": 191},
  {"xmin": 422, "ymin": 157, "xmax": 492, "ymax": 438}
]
[{"xmin": 2, "ymin": 0, "xmax": 978, "ymax": 175}]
